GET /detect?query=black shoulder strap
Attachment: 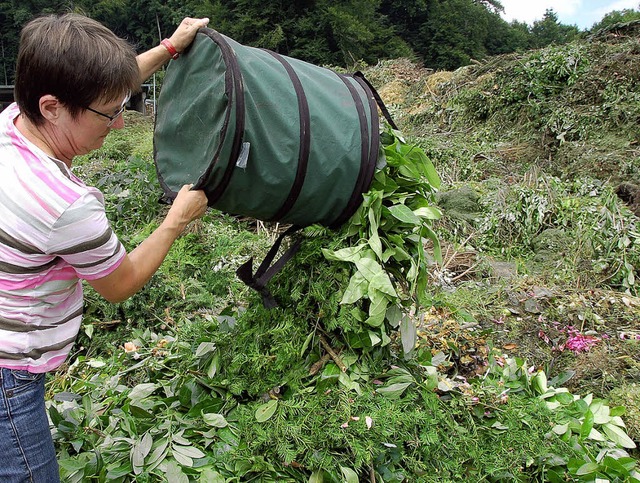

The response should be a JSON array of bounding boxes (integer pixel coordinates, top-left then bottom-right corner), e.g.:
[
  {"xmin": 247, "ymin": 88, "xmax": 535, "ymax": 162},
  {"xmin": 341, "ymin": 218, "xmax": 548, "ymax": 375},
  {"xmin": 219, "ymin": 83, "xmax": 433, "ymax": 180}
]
[
  {"xmin": 236, "ymin": 225, "xmax": 303, "ymax": 308},
  {"xmin": 353, "ymin": 71, "xmax": 398, "ymax": 130}
]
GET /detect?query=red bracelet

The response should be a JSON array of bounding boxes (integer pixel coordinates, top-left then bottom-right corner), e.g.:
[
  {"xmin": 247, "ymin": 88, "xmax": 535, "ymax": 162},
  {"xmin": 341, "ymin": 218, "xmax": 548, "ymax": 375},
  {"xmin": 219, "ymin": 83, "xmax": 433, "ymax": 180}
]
[{"xmin": 161, "ymin": 38, "xmax": 180, "ymax": 60}]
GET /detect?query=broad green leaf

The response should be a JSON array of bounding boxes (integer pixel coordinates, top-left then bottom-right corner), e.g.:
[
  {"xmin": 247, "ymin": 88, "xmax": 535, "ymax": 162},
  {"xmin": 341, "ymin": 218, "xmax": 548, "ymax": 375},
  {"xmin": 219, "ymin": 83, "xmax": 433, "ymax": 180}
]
[
  {"xmin": 387, "ymin": 204, "xmax": 420, "ymax": 225},
  {"xmin": 609, "ymin": 406, "xmax": 626, "ymax": 417},
  {"xmin": 199, "ymin": 468, "xmax": 225, "ymax": 483},
  {"xmin": 385, "ymin": 304, "xmax": 403, "ymax": 328},
  {"xmin": 580, "ymin": 411, "xmax": 594, "ymax": 439},
  {"xmin": 421, "ymin": 225, "xmax": 442, "ymax": 263},
  {"xmin": 369, "ymin": 272, "xmax": 397, "ymax": 297},
  {"xmin": 195, "ymin": 342, "xmax": 216, "ymax": 357},
  {"xmin": 172, "ymin": 450, "xmax": 193, "ymax": 468},
  {"xmin": 128, "ymin": 383, "xmax": 158, "ymax": 401},
  {"xmin": 366, "ymin": 289, "xmax": 388, "ymax": 327},
  {"xmin": 321, "ymin": 363, "xmax": 342, "ymax": 380},
  {"xmin": 591, "ymin": 400, "xmax": 609, "ymax": 423},
  {"xmin": 106, "ymin": 462, "xmax": 133, "ymax": 480},
  {"xmin": 308, "ymin": 470, "xmax": 324, "ymax": 483},
  {"xmin": 322, "ymin": 244, "xmax": 365, "ymax": 262},
  {"xmin": 575, "ymin": 462, "xmax": 599, "ymax": 476},
  {"xmin": 610, "ymin": 415, "xmax": 626, "ymax": 428},
  {"xmin": 131, "ymin": 432, "xmax": 153, "ymax": 473},
  {"xmin": 424, "ymin": 366, "xmax": 438, "ymax": 391},
  {"xmin": 418, "ymin": 156, "xmax": 441, "ymax": 188},
  {"xmin": 400, "ymin": 316, "xmax": 416, "ymax": 354},
  {"xmin": 532, "ymin": 371, "xmax": 548, "ymax": 395},
  {"xmin": 172, "ymin": 444, "xmax": 205, "ymax": 460},
  {"xmin": 413, "ymin": 206, "xmax": 442, "ymax": 220},
  {"xmin": 356, "ymin": 258, "xmax": 395, "ymax": 296},
  {"xmin": 376, "ymin": 382, "xmax": 411, "ymax": 398},
  {"xmin": 603, "ymin": 423, "xmax": 636, "ymax": 449},
  {"xmin": 587, "ymin": 427, "xmax": 605, "ymax": 441},
  {"xmin": 146, "ymin": 438, "xmax": 169, "ymax": 471},
  {"xmin": 386, "ymin": 367, "xmax": 415, "ymax": 384},
  {"xmin": 368, "ymin": 230, "xmax": 383, "ymax": 260},
  {"xmin": 554, "ymin": 391, "xmax": 575, "ymax": 405},
  {"xmin": 207, "ymin": 352, "xmax": 219, "ymax": 379},
  {"xmin": 368, "ymin": 330, "xmax": 382, "ymax": 346},
  {"xmin": 340, "ymin": 272, "xmax": 368, "ymax": 305},
  {"xmin": 255, "ymin": 399, "xmax": 278, "ymax": 423},
  {"xmin": 340, "ymin": 466, "xmax": 359, "ymax": 483},
  {"xmin": 203, "ymin": 413, "xmax": 228, "ymax": 428},
  {"xmin": 166, "ymin": 460, "xmax": 189, "ymax": 483}
]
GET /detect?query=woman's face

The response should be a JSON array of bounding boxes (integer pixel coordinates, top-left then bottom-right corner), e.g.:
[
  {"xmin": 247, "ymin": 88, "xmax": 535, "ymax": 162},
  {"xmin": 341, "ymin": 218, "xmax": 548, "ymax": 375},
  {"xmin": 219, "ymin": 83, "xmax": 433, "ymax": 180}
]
[{"xmin": 60, "ymin": 94, "xmax": 127, "ymax": 158}]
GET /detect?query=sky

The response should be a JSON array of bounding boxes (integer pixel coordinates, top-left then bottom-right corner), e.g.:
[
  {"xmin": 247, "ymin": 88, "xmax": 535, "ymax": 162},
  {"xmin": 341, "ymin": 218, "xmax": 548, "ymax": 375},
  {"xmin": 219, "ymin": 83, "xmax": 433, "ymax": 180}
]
[{"xmin": 500, "ymin": 0, "xmax": 639, "ymax": 29}]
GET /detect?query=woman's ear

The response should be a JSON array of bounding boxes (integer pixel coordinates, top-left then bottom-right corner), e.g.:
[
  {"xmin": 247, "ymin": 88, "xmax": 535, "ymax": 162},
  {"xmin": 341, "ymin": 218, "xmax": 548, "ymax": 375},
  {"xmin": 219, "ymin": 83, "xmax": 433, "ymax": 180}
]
[{"xmin": 39, "ymin": 95, "xmax": 62, "ymax": 123}]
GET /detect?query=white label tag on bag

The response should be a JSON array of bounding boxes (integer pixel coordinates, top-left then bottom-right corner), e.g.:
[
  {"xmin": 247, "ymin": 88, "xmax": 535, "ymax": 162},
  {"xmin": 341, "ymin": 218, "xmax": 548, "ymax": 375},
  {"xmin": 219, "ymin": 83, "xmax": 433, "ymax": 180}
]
[{"xmin": 236, "ymin": 142, "xmax": 250, "ymax": 169}]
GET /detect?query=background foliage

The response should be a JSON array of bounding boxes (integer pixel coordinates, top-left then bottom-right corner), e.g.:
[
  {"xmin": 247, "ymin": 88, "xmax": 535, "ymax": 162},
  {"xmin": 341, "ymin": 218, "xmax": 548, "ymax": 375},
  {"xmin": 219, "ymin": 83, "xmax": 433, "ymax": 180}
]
[{"xmin": 2, "ymin": 0, "xmax": 640, "ymax": 84}]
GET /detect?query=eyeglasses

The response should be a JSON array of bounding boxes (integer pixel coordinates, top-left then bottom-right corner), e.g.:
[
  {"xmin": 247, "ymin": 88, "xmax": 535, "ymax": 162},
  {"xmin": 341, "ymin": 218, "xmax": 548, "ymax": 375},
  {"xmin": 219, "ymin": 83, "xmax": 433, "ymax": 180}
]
[{"xmin": 85, "ymin": 92, "xmax": 131, "ymax": 127}]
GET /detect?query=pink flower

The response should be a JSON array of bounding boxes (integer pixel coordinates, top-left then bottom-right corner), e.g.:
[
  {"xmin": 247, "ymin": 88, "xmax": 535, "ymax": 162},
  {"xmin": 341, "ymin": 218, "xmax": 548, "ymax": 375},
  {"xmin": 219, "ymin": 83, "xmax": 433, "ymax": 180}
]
[{"xmin": 566, "ymin": 334, "xmax": 600, "ymax": 353}]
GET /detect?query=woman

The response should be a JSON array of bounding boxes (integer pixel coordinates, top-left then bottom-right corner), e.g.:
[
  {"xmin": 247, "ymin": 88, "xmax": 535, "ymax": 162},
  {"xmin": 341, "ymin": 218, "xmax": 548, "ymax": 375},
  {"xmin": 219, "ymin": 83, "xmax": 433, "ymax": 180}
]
[{"xmin": 0, "ymin": 13, "xmax": 210, "ymax": 482}]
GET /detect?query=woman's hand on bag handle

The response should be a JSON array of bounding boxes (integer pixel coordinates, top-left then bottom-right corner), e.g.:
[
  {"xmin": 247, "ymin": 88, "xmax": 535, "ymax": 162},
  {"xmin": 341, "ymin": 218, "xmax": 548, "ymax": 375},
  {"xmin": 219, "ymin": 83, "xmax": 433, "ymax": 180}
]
[
  {"xmin": 166, "ymin": 184, "xmax": 209, "ymax": 231},
  {"xmin": 167, "ymin": 17, "xmax": 210, "ymax": 54},
  {"xmin": 137, "ymin": 17, "xmax": 209, "ymax": 82}
]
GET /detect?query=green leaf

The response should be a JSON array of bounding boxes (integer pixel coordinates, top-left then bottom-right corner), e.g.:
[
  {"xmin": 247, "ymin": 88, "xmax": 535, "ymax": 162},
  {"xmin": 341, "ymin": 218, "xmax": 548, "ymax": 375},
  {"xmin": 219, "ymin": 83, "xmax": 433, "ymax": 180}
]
[
  {"xmin": 413, "ymin": 206, "xmax": 442, "ymax": 220},
  {"xmin": 385, "ymin": 304, "xmax": 403, "ymax": 328},
  {"xmin": 255, "ymin": 399, "xmax": 278, "ymax": 423},
  {"xmin": 322, "ymin": 244, "xmax": 366, "ymax": 262},
  {"xmin": 387, "ymin": 204, "xmax": 421, "ymax": 225},
  {"xmin": 580, "ymin": 410, "xmax": 594, "ymax": 439},
  {"xmin": 203, "ymin": 413, "xmax": 228, "ymax": 428},
  {"xmin": 575, "ymin": 462, "xmax": 599, "ymax": 476},
  {"xmin": 166, "ymin": 460, "xmax": 189, "ymax": 483},
  {"xmin": 376, "ymin": 382, "xmax": 411, "ymax": 398},
  {"xmin": 146, "ymin": 438, "xmax": 169, "ymax": 471},
  {"xmin": 368, "ymin": 230, "xmax": 383, "ymax": 260},
  {"xmin": 418, "ymin": 156, "xmax": 441, "ymax": 188},
  {"xmin": 400, "ymin": 315, "xmax": 416, "ymax": 354},
  {"xmin": 171, "ymin": 450, "xmax": 193, "ymax": 468},
  {"xmin": 340, "ymin": 272, "xmax": 368, "ymax": 305},
  {"xmin": 199, "ymin": 468, "xmax": 226, "ymax": 483},
  {"xmin": 172, "ymin": 444, "xmax": 205, "ymax": 460},
  {"xmin": 609, "ymin": 406, "xmax": 626, "ymax": 417},
  {"xmin": 355, "ymin": 258, "xmax": 396, "ymax": 296},
  {"xmin": 132, "ymin": 432, "xmax": 153, "ymax": 473},
  {"xmin": 128, "ymin": 383, "xmax": 158, "ymax": 401},
  {"xmin": 207, "ymin": 352, "xmax": 219, "ymax": 379},
  {"xmin": 366, "ymin": 289, "xmax": 389, "ymax": 327},
  {"xmin": 195, "ymin": 342, "xmax": 216, "ymax": 357},
  {"xmin": 340, "ymin": 466, "xmax": 359, "ymax": 483},
  {"xmin": 603, "ymin": 423, "xmax": 637, "ymax": 449}
]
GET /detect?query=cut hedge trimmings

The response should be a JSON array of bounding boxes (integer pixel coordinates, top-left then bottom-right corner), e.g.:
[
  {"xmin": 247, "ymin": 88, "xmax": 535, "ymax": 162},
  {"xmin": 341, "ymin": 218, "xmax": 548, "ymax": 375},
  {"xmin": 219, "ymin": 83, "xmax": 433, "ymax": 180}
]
[{"xmin": 322, "ymin": 126, "xmax": 442, "ymax": 355}]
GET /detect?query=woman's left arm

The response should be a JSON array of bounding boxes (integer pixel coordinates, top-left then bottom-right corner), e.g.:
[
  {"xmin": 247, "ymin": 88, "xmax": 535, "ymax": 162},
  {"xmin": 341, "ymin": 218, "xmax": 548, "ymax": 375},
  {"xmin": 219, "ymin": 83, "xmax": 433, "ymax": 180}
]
[{"xmin": 136, "ymin": 17, "xmax": 209, "ymax": 83}]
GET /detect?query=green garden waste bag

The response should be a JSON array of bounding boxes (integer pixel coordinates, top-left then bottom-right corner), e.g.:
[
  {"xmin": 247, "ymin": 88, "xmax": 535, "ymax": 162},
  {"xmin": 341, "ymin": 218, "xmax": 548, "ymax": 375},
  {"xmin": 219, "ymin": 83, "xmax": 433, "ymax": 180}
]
[
  {"xmin": 154, "ymin": 28, "xmax": 381, "ymax": 229},
  {"xmin": 153, "ymin": 28, "xmax": 391, "ymax": 307}
]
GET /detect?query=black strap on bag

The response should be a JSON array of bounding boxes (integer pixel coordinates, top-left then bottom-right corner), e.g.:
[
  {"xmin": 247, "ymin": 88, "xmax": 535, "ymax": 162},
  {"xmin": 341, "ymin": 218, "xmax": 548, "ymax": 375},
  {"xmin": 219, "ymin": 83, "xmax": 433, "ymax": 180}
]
[
  {"xmin": 353, "ymin": 71, "xmax": 398, "ymax": 130},
  {"xmin": 236, "ymin": 225, "xmax": 303, "ymax": 308}
]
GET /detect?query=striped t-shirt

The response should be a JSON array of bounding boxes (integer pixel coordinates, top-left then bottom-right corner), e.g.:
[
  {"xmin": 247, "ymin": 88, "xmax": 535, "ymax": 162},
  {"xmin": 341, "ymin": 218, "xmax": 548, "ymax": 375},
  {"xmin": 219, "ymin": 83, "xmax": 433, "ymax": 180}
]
[{"xmin": 0, "ymin": 103, "xmax": 126, "ymax": 373}]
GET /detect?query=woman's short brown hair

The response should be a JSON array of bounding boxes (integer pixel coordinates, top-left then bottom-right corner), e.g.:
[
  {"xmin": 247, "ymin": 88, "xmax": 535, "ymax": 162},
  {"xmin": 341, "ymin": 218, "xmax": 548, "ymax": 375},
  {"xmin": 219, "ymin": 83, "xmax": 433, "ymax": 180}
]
[{"xmin": 15, "ymin": 13, "xmax": 140, "ymax": 125}]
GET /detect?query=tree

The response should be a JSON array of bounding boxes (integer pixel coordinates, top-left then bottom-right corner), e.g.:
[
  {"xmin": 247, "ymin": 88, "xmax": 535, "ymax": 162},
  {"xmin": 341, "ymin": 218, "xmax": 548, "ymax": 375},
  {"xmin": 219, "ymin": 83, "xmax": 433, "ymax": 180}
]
[
  {"xmin": 421, "ymin": 0, "xmax": 492, "ymax": 70},
  {"xmin": 591, "ymin": 7, "xmax": 640, "ymax": 32},
  {"xmin": 530, "ymin": 9, "xmax": 580, "ymax": 49}
]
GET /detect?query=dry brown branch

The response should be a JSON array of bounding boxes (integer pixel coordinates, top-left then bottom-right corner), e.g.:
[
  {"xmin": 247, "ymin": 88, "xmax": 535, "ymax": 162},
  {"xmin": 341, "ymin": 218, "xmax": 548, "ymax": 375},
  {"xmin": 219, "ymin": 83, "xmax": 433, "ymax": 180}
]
[{"xmin": 319, "ymin": 334, "xmax": 347, "ymax": 372}]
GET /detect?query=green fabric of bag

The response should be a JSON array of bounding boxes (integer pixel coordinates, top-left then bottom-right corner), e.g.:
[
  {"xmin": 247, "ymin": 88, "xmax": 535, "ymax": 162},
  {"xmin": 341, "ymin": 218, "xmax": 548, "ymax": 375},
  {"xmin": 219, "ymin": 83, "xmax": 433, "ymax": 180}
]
[{"xmin": 154, "ymin": 28, "xmax": 380, "ymax": 228}]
